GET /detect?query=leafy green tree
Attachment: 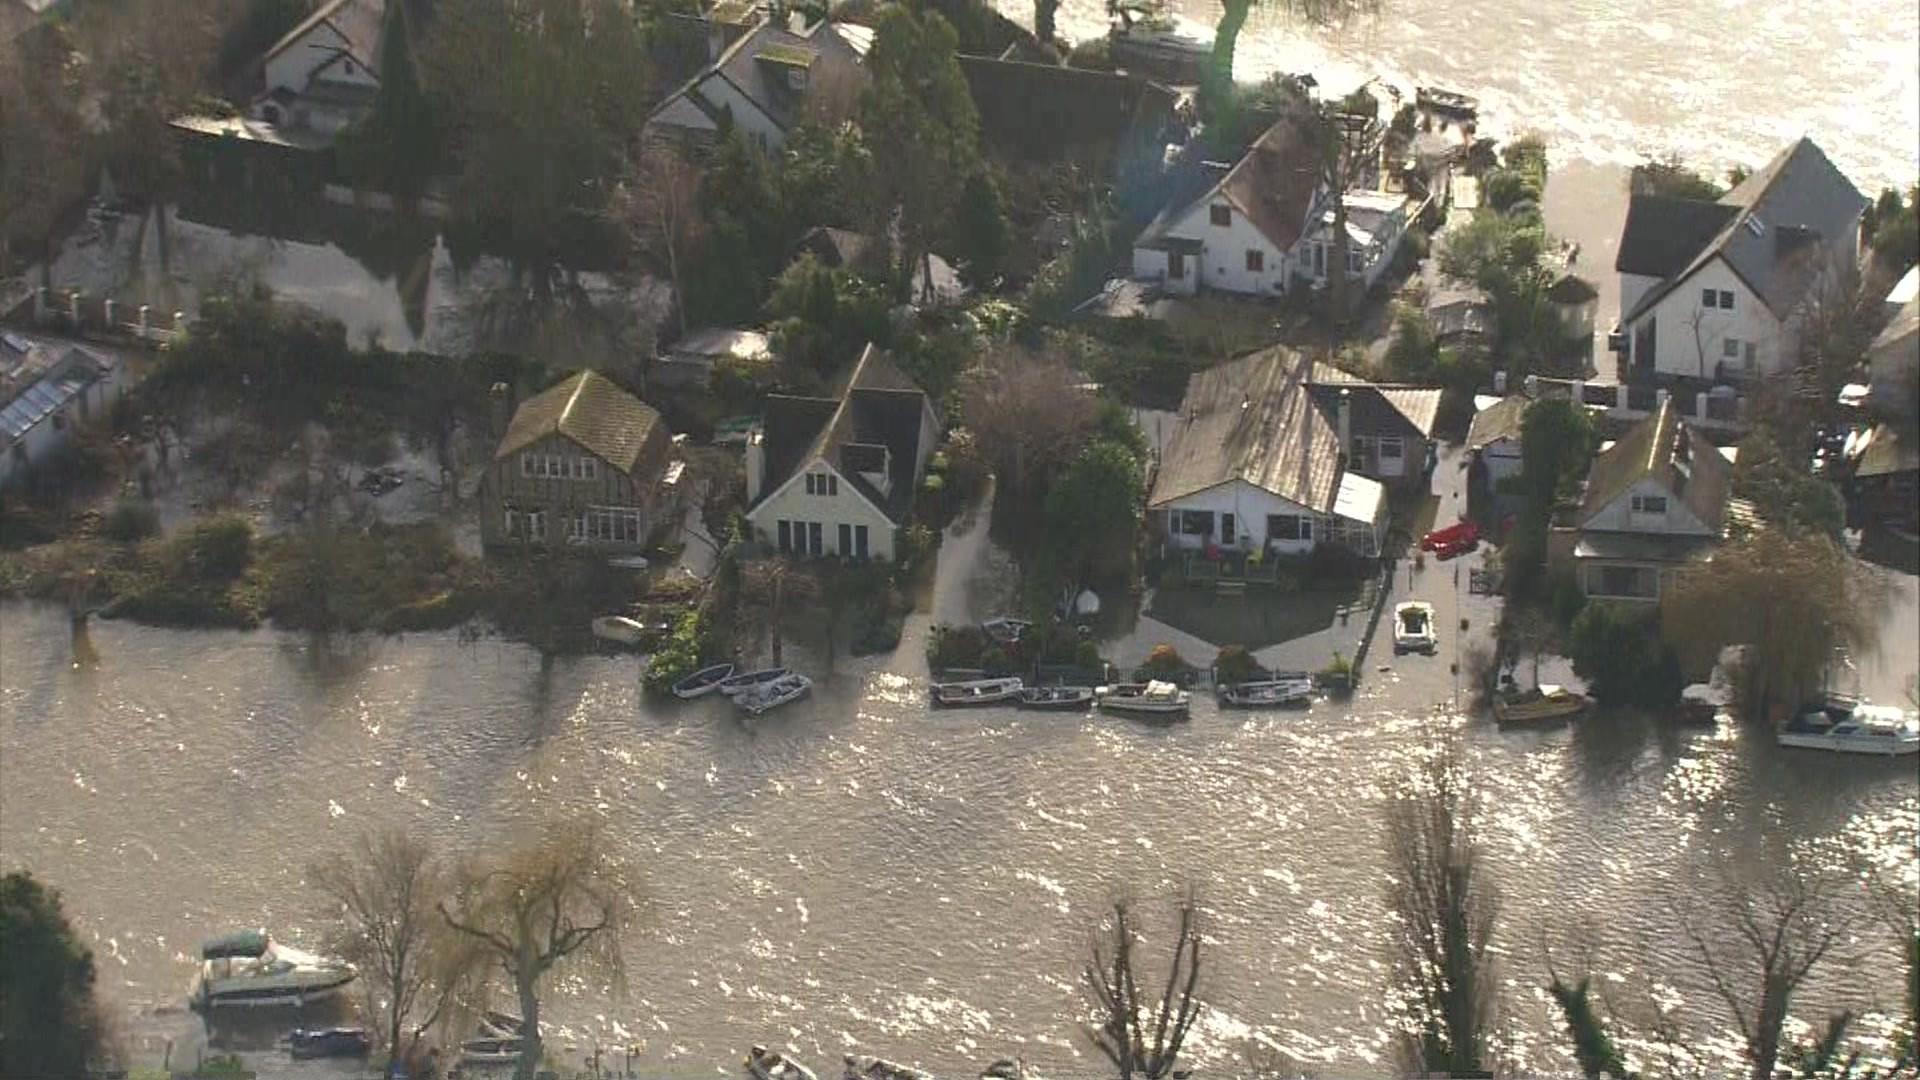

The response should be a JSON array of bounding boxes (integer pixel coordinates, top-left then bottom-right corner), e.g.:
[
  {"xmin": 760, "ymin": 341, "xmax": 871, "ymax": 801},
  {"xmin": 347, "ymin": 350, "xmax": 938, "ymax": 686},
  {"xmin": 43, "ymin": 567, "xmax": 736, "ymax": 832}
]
[
  {"xmin": 338, "ymin": 0, "xmax": 442, "ymax": 200},
  {"xmin": 949, "ymin": 170, "xmax": 1012, "ymax": 289},
  {"xmin": 1734, "ymin": 433, "xmax": 1845, "ymax": 539},
  {"xmin": 1567, "ymin": 604, "xmax": 1682, "ymax": 707},
  {"xmin": 426, "ymin": 0, "xmax": 650, "ymax": 281},
  {"xmin": 765, "ymin": 255, "xmax": 892, "ymax": 375},
  {"xmin": 1043, "ymin": 439, "xmax": 1142, "ymax": 586},
  {"xmin": 1631, "ymin": 153, "xmax": 1726, "ymax": 201},
  {"xmin": 861, "ymin": 8, "xmax": 981, "ymax": 303},
  {"xmin": 0, "ymin": 871, "xmax": 105, "ymax": 1080},
  {"xmin": 1870, "ymin": 186, "xmax": 1919, "ymax": 272},
  {"xmin": 1384, "ymin": 305, "xmax": 1440, "ymax": 381},
  {"xmin": 1518, "ymin": 397, "xmax": 1596, "ymax": 510},
  {"xmin": 684, "ymin": 130, "xmax": 787, "ymax": 323},
  {"xmin": 778, "ymin": 121, "xmax": 877, "ymax": 240}
]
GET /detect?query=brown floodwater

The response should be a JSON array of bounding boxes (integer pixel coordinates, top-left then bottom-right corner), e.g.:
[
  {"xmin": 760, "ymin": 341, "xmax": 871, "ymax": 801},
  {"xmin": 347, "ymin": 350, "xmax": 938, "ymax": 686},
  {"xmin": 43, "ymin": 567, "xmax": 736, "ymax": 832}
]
[{"xmin": 2, "ymin": 597, "xmax": 1913, "ymax": 1078}]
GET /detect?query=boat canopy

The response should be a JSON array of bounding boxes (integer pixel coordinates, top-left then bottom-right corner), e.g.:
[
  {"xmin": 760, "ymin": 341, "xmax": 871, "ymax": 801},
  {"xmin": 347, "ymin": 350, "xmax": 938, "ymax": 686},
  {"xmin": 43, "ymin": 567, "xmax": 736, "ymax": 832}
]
[{"xmin": 202, "ymin": 929, "xmax": 270, "ymax": 959}]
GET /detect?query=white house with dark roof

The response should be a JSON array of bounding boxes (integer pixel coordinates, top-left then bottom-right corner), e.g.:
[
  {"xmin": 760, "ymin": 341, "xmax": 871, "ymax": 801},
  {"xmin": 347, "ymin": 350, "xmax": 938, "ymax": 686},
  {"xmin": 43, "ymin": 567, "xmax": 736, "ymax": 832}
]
[
  {"xmin": 643, "ymin": 14, "xmax": 870, "ymax": 154},
  {"xmin": 1131, "ymin": 119, "xmax": 1417, "ymax": 299},
  {"xmin": 1, "ymin": 333, "xmax": 122, "ymax": 491},
  {"xmin": 1614, "ymin": 138, "xmax": 1866, "ymax": 383},
  {"xmin": 743, "ymin": 344, "xmax": 939, "ymax": 560},
  {"xmin": 249, "ymin": 0, "xmax": 386, "ymax": 137},
  {"xmin": 1146, "ymin": 349, "xmax": 1441, "ymax": 560}
]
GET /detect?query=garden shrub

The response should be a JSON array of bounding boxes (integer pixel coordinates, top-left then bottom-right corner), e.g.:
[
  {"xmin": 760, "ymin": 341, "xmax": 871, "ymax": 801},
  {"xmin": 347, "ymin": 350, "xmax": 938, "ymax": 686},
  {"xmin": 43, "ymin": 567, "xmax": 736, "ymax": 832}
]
[
  {"xmin": 101, "ymin": 499, "xmax": 160, "ymax": 543},
  {"xmin": 165, "ymin": 514, "xmax": 254, "ymax": 582},
  {"xmin": 1214, "ymin": 644, "xmax": 1262, "ymax": 685}
]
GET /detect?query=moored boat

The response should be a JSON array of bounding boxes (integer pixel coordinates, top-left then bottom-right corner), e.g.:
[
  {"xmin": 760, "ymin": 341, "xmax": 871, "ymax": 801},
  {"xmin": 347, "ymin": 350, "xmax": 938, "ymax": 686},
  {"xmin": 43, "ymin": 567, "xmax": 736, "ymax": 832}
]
[
  {"xmin": 1107, "ymin": 6, "xmax": 1211, "ymax": 79},
  {"xmin": 1492, "ymin": 684, "xmax": 1589, "ymax": 726},
  {"xmin": 737, "ymin": 673, "xmax": 812, "ymax": 716},
  {"xmin": 591, "ymin": 615, "xmax": 650, "ymax": 647},
  {"xmin": 843, "ymin": 1054, "xmax": 935, "ymax": 1080},
  {"xmin": 719, "ymin": 667, "xmax": 791, "ymax": 697},
  {"xmin": 1779, "ymin": 699, "xmax": 1920, "ymax": 756},
  {"xmin": 1417, "ymin": 85, "xmax": 1479, "ymax": 118},
  {"xmin": 933, "ymin": 677, "xmax": 1024, "ymax": 706},
  {"xmin": 1096, "ymin": 680, "xmax": 1190, "ymax": 721},
  {"xmin": 980, "ymin": 617, "xmax": 1033, "ymax": 645},
  {"xmin": 1220, "ymin": 679, "xmax": 1312, "ymax": 708},
  {"xmin": 1392, "ymin": 601, "xmax": 1437, "ymax": 655},
  {"xmin": 193, "ymin": 930, "xmax": 356, "ymax": 1010},
  {"xmin": 288, "ymin": 1028, "xmax": 370, "ymax": 1060},
  {"xmin": 1018, "ymin": 685, "xmax": 1095, "ymax": 711},
  {"xmin": 748, "ymin": 1044, "xmax": 819, "ymax": 1080},
  {"xmin": 672, "ymin": 662, "xmax": 736, "ymax": 699},
  {"xmin": 1676, "ymin": 681, "xmax": 1732, "ymax": 726}
]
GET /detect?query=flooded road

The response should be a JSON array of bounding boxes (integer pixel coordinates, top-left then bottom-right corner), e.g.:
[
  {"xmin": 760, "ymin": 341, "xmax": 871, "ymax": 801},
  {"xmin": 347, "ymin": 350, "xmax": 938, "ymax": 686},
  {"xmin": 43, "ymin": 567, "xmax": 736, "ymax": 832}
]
[
  {"xmin": 3, "ymin": 598, "xmax": 1913, "ymax": 1077},
  {"xmin": 1021, "ymin": 0, "xmax": 1919, "ymax": 192}
]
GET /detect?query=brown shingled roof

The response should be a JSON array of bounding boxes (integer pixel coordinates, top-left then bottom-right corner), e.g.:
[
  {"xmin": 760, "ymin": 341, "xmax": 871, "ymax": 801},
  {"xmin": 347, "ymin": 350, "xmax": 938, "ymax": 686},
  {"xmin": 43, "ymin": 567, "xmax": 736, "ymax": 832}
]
[
  {"xmin": 495, "ymin": 370, "xmax": 669, "ymax": 476},
  {"xmin": 1218, "ymin": 120, "xmax": 1322, "ymax": 254}
]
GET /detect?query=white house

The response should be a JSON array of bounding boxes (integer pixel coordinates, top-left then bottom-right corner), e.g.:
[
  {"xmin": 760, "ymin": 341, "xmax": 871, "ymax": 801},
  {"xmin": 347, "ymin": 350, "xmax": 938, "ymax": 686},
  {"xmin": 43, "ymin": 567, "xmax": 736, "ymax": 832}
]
[
  {"xmin": 1614, "ymin": 138, "xmax": 1866, "ymax": 383},
  {"xmin": 744, "ymin": 344, "xmax": 939, "ymax": 561},
  {"xmin": 643, "ymin": 14, "xmax": 870, "ymax": 154},
  {"xmin": 1561, "ymin": 399, "xmax": 1735, "ymax": 602},
  {"xmin": 1146, "ymin": 349, "xmax": 1441, "ymax": 560},
  {"xmin": 251, "ymin": 0, "xmax": 386, "ymax": 137},
  {"xmin": 1, "ymin": 334, "xmax": 122, "ymax": 491},
  {"xmin": 1132, "ymin": 119, "xmax": 1416, "ymax": 299}
]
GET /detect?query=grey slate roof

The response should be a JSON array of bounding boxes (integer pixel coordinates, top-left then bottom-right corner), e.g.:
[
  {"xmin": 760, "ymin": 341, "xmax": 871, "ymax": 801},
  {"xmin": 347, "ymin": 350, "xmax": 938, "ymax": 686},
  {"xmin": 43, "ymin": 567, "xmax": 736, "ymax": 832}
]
[
  {"xmin": 1624, "ymin": 138, "xmax": 1866, "ymax": 323},
  {"xmin": 1615, "ymin": 195, "xmax": 1736, "ymax": 278},
  {"xmin": 1576, "ymin": 398, "xmax": 1730, "ymax": 534},
  {"xmin": 651, "ymin": 17, "xmax": 866, "ymax": 138},
  {"xmin": 753, "ymin": 345, "xmax": 932, "ymax": 524}
]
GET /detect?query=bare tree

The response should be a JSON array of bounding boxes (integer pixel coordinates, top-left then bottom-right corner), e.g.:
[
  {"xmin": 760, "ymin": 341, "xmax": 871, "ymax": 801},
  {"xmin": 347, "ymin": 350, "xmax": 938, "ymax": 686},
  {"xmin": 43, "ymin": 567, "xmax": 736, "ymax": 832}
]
[
  {"xmin": 959, "ymin": 345, "xmax": 1099, "ymax": 507},
  {"xmin": 615, "ymin": 145, "xmax": 705, "ymax": 342},
  {"xmin": 312, "ymin": 829, "xmax": 478, "ymax": 1070},
  {"xmin": 1682, "ymin": 855, "xmax": 1846, "ymax": 1080},
  {"xmin": 439, "ymin": 822, "xmax": 631, "ymax": 1080},
  {"xmin": 1384, "ymin": 736, "xmax": 1499, "ymax": 1076},
  {"xmin": 1300, "ymin": 102, "xmax": 1383, "ymax": 327},
  {"xmin": 739, "ymin": 557, "xmax": 819, "ymax": 668},
  {"xmin": 1083, "ymin": 893, "xmax": 1204, "ymax": 1080}
]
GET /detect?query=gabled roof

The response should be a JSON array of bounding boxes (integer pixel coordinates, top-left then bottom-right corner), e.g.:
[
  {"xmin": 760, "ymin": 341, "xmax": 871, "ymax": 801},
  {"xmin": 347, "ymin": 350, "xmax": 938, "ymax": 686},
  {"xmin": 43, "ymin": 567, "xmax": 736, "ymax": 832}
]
[
  {"xmin": 1624, "ymin": 138, "xmax": 1866, "ymax": 323},
  {"xmin": 753, "ymin": 345, "xmax": 932, "ymax": 524},
  {"xmin": 1464, "ymin": 393, "xmax": 1530, "ymax": 451},
  {"xmin": 1577, "ymin": 399, "xmax": 1730, "ymax": 533},
  {"xmin": 1138, "ymin": 118, "xmax": 1321, "ymax": 255},
  {"xmin": 264, "ymin": 0, "xmax": 386, "ymax": 77},
  {"xmin": 1615, "ymin": 195, "xmax": 1736, "ymax": 278},
  {"xmin": 1149, "ymin": 349, "xmax": 1339, "ymax": 512},
  {"xmin": 1873, "ymin": 297, "xmax": 1918, "ymax": 357},
  {"xmin": 650, "ymin": 17, "xmax": 866, "ymax": 138},
  {"xmin": 495, "ymin": 370, "xmax": 669, "ymax": 476}
]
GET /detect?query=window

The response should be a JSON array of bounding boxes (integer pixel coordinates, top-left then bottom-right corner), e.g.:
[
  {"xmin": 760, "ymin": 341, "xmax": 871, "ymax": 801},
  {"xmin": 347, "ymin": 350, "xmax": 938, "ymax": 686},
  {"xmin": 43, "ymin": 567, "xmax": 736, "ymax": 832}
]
[
  {"xmin": 581, "ymin": 507, "xmax": 642, "ymax": 543},
  {"xmin": 805, "ymin": 472, "xmax": 838, "ymax": 496},
  {"xmin": 805, "ymin": 474, "xmax": 815, "ymax": 495},
  {"xmin": 854, "ymin": 524, "xmax": 869, "ymax": 559},
  {"xmin": 838, "ymin": 523, "xmax": 852, "ymax": 554},
  {"xmin": 528, "ymin": 510, "xmax": 546, "ymax": 540},
  {"xmin": 1722, "ymin": 338, "xmax": 1741, "ymax": 358},
  {"xmin": 521, "ymin": 455, "xmax": 534, "ymax": 477},
  {"xmin": 1177, "ymin": 510, "xmax": 1214, "ymax": 536},
  {"xmin": 1267, "ymin": 514, "xmax": 1311, "ymax": 541},
  {"xmin": 1744, "ymin": 342, "xmax": 1757, "ymax": 366},
  {"xmin": 1245, "ymin": 249, "xmax": 1264, "ymax": 273},
  {"xmin": 1718, "ymin": 290, "xmax": 1734, "ymax": 309},
  {"xmin": 1210, "ymin": 204, "xmax": 1232, "ymax": 227},
  {"xmin": 1169, "ymin": 251, "xmax": 1186, "ymax": 280},
  {"xmin": 1631, "ymin": 494, "xmax": 1668, "ymax": 514},
  {"xmin": 1221, "ymin": 513, "xmax": 1236, "ymax": 543},
  {"xmin": 1379, "ymin": 437, "xmax": 1404, "ymax": 460},
  {"xmin": 1592, "ymin": 565, "xmax": 1656, "ymax": 599},
  {"xmin": 777, "ymin": 520, "xmax": 793, "ymax": 553},
  {"xmin": 807, "ymin": 521, "xmax": 823, "ymax": 556},
  {"xmin": 1313, "ymin": 242, "xmax": 1326, "ymax": 275},
  {"xmin": 1351, "ymin": 435, "xmax": 1373, "ymax": 459},
  {"xmin": 1701, "ymin": 287, "xmax": 1716, "ymax": 308},
  {"xmin": 571, "ymin": 457, "xmax": 597, "ymax": 480}
]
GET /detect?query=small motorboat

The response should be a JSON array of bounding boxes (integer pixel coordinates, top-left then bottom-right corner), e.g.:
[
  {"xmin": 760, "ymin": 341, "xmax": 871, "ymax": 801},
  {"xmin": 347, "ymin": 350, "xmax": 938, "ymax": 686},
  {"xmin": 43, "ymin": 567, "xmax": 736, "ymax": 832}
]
[
  {"xmin": 1108, "ymin": 4, "xmax": 1211, "ymax": 78},
  {"xmin": 737, "ymin": 673, "xmax": 812, "ymax": 716},
  {"xmin": 980, "ymin": 1060, "xmax": 1025, "ymax": 1080},
  {"xmin": 288, "ymin": 1028, "xmax": 371, "ymax": 1060},
  {"xmin": 1096, "ymin": 680, "xmax": 1190, "ymax": 721},
  {"xmin": 748, "ymin": 1044, "xmax": 819, "ymax": 1080},
  {"xmin": 1779, "ymin": 699, "xmax": 1920, "ymax": 756},
  {"xmin": 1393, "ymin": 601, "xmax": 1438, "ymax": 655},
  {"xmin": 980, "ymin": 617, "xmax": 1033, "ymax": 645},
  {"xmin": 843, "ymin": 1055, "xmax": 935, "ymax": 1080},
  {"xmin": 460, "ymin": 1035, "xmax": 524, "ymax": 1067},
  {"xmin": 1416, "ymin": 85, "xmax": 1479, "ymax": 118},
  {"xmin": 193, "ymin": 930, "xmax": 356, "ymax": 1010},
  {"xmin": 719, "ymin": 667, "xmax": 791, "ymax": 697},
  {"xmin": 1220, "ymin": 679, "xmax": 1312, "ymax": 708},
  {"xmin": 672, "ymin": 662, "xmax": 736, "ymax": 699},
  {"xmin": 1492, "ymin": 684, "xmax": 1590, "ymax": 726},
  {"xmin": 591, "ymin": 615, "xmax": 650, "ymax": 647},
  {"xmin": 1018, "ymin": 685, "xmax": 1095, "ymax": 711},
  {"xmin": 933, "ymin": 677, "xmax": 1024, "ymax": 706},
  {"xmin": 1676, "ymin": 681, "xmax": 1732, "ymax": 726}
]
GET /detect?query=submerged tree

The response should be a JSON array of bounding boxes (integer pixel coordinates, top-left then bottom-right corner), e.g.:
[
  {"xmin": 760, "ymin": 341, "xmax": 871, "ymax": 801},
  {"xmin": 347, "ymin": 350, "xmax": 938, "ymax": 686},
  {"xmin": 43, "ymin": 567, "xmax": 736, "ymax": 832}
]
[
  {"xmin": 0, "ymin": 871, "xmax": 107, "ymax": 1080},
  {"xmin": 439, "ymin": 822, "xmax": 630, "ymax": 1080},
  {"xmin": 1384, "ymin": 738, "xmax": 1498, "ymax": 1075},
  {"xmin": 738, "ymin": 557, "xmax": 820, "ymax": 668},
  {"xmin": 1083, "ymin": 893, "xmax": 1205, "ymax": 1079}
]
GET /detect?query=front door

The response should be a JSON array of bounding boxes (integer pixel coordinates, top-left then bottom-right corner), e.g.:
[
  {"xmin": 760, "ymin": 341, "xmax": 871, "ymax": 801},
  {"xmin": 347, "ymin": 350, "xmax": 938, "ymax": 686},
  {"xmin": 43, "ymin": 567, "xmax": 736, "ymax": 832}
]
[
  {"xmin": 808, "ymin": 522, "xmax": 824, "ymax": 557},
  {"xmin": 1168, "ymin": 251, "xmax": 1186, "ymax": 280},
  {"xmin": 1221, "ymin": 513, "xmax": 1236, "ymax": 546},
  {"xmin": 1633, "ymin": 316, "xmax": 1656, "ymax": 372},
  {"xmin": 854, "ymin": 525, "xmax": 869, "ymax": 559},
  {"xmin": 838, "ymin": 523, "xmax": 852, "ymax": 556}
]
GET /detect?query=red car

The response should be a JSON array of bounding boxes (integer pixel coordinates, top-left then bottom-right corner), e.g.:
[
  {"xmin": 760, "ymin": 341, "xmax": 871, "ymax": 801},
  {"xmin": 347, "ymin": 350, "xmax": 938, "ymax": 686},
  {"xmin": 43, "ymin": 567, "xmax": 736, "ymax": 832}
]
[{"xmin": 1420, "ymin": 520, "xmax": 1480, "ymax": 559}]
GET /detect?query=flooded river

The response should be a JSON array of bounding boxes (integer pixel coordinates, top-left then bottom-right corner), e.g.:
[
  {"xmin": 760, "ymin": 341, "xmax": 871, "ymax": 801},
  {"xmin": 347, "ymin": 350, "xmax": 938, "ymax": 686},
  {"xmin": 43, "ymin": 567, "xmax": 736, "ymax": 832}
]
[
  {"xmin": 3, "ymin": 598, "xmax": 1913, "ymax": 1077},
  {"xmin": 1023, "ymin": 0, "xmax": 1920, "ymax": 192}
]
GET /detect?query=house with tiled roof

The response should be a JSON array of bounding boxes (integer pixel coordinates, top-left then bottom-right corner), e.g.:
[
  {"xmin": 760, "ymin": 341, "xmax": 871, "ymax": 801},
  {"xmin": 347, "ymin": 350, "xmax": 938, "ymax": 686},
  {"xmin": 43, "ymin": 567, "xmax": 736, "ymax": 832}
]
[
  {"xmin": 1146, "ymin": 349, "xmax": 1441, "ymax": 560},
  {"xmin": 249, "ymin": 0, "xmax": 388, "ymax": 137},
  {"xmin": 642, "ymin": 13, "xmax": 869, "ymax": 154},
  {"xmin": 1558, "ymin": 399, "xmax": 1737, "ymax": 602},
  {"xmin": 1130, "ymin": 118, "xmax": 1417, "ymax": 299},
  {"xmin": 1613, "ymin": 137, "xmax": 1866, "ymax": 383},
  {"xmin": 743, "ymin": 344, "xmax": 940, "ymax": 560},
  {"xmin": 480, "ymin": 371, "xmax": 684, "ymax": 553}
]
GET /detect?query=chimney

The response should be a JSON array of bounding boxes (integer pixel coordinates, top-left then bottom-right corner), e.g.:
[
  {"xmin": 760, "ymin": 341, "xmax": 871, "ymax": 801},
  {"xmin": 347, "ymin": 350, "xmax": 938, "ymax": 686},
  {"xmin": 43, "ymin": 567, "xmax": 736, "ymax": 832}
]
[
  {"xmin": 745, "ymin": 427, "xmax": 766, "ymax": 501},
  {"xmin": 489, "ymin": 381, "xmax": 512, "ymax": 439},
  {"xmin": 1336, "ymin": 388, "xmax": 1352, "ymax": 463}
]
